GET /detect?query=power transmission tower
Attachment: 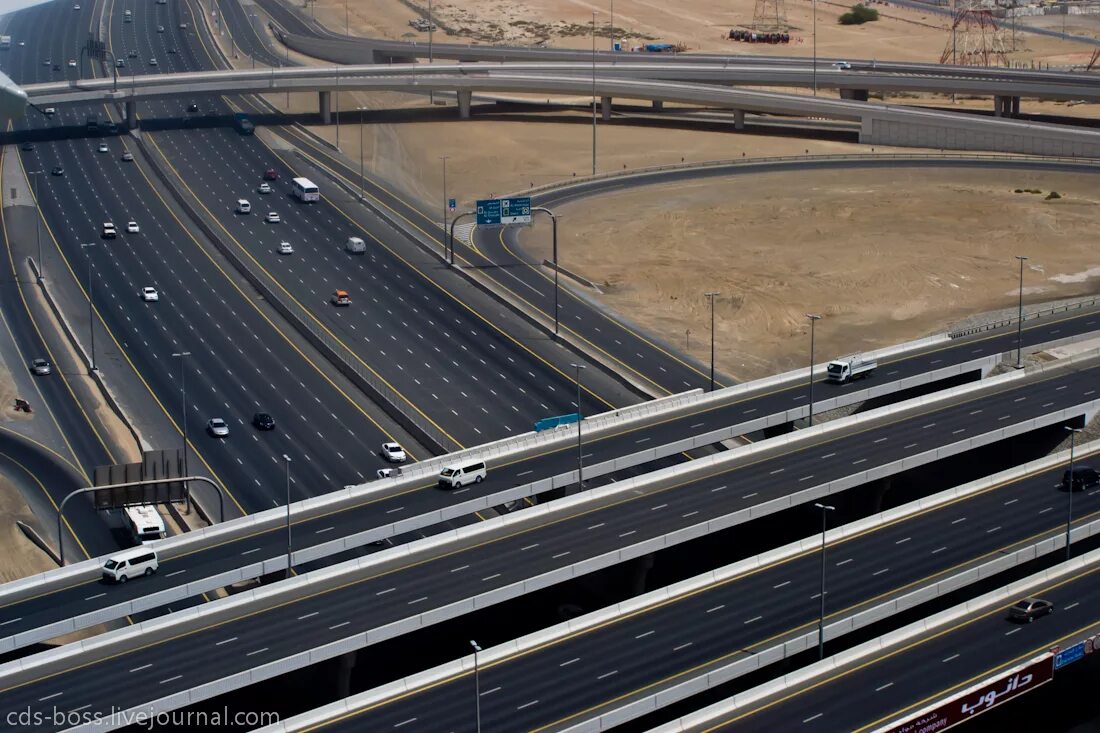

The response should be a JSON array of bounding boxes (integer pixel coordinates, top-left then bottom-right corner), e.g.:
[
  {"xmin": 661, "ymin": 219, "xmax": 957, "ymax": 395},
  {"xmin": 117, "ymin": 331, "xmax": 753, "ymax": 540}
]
[
  {"xmin": 751, "ymin": 0, "xmax": 788, "ymax": 33},
  {"xmin": 941, "ymin": 1, "xmax": 1009, "ymax": 67}
]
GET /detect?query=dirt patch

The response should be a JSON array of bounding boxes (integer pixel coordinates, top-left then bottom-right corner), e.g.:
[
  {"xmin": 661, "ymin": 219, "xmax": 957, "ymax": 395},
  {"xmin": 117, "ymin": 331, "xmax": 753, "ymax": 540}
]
[
  {"xmin": 0, "ymin": 474, "xmax": 57, "ymax": 582},
  {"xmin": 512, "ymin": 168, "xmax": 1100, "ymax": 380},
  {"xmin": 0, "ymin": 356, "xmax": 32, "ymax": 423}
]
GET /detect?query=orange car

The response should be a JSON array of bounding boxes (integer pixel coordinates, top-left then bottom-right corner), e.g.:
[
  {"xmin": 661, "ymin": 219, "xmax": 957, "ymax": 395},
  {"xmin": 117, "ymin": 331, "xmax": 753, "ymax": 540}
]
[{"xmin": 331, "ymin": 290, "xmax": 351, "ymax": 307}]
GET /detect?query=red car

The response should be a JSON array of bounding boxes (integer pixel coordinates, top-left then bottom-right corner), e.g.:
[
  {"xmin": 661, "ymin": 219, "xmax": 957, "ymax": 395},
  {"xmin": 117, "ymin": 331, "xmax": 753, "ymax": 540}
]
[{"xmin": 263, "ymin": 168, "xmax": 279, "ymax": 181}]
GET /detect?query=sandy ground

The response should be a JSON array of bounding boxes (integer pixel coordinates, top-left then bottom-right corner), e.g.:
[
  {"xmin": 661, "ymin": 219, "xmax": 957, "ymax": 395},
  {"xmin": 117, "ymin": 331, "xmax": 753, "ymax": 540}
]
[
  {"xmin": 513, "ymin": 168, "xmax": 1100, "ymax": 380},
  {"xmin": 313, "ymin": 0, "xmax": 1099, "ymax": 65},
  {"xmin": 0, "ymin": 474, "xmax": 56, "ymax": 582}
]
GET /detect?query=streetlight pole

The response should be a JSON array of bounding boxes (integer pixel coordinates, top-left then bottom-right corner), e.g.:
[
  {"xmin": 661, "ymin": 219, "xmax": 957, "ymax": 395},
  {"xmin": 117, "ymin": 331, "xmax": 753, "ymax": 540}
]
[
  {"xmin": 283, "ymin": 454, "xmax": 293, "ymax": 575},
  {"xmin": 806, "ymin": 313, "xmax": 822, "ymax": 427},
  {"xmin": 28, "ymin": 170, "xmax": 42, "ymax": 282},
  {"xmin": 441, "ymin": 155, "xmax": 449, "ymax": 245},
  {"xmin": 428, "ymin": 0, "xmax": 434, "ymax": 105},
  {"xmin": 470, "ymin": 640, "xmax": 482, "ymax": 733},
  {"xmin": 571, "ymin": 363, "xmax": 587, "ymax": 490},
  {"xmin": 1015, "ymin": 255, "xmax": 1028, "ymax": 369},
  {"xmin": 812, "ymin": 0, "xmax": 817, "ymax": 96},
  {"xmin": 80, "ymin": 243, "xmax": 97, "ymax": 372},
  {"xmin": 705, "ymin": 291, "xmax": 720, "ymax": 392},
  {"xmin": 591, "ymin": 11, "xmax": 597, "ymax": 176},
  {"xmin": 358, "ymin": 106, "xmax": 367, "ymax": 201},
  {"xmin": 814, "ymin": 502, "xmax": 835, "ymax": 660},
  {"xmin": 532, "ymin": 207, "xmax": 560, "ymax": 337},
  {"xmin": 171, "ymin": 351, "xmax": 191, "ymax": 499},
  {"xmin": 610, "ymin": 0, "xmax": 615, "ymax": 51},
  {"xmin": 1065, "ymin": 426, "xmax": 1081, "ymax": 561},
  {"xmin": 344, "ymin": 0, "xmax": 349, "ymax": 35}
]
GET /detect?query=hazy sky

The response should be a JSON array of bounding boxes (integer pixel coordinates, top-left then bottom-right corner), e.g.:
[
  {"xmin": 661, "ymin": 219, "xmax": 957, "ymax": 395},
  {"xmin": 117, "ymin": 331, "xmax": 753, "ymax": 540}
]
[{"xmin": 0, "ymin": 0, "xmax": 50, "ymax": 17}]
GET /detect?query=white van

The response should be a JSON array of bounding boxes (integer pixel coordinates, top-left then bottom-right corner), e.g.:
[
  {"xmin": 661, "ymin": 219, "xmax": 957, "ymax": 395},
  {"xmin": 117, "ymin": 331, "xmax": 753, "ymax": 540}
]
[
  {"xmin": 438, "ymin": 460, "xmax": 486, "ymax": 489},
  {"xmin": 345, "ymin": 236, "xmax": 365, "ymax": 254},
  {"xmin": 102, "ymin": 547, "xmax": 159, "ymax": 582},
  {"xmin": 236, "ymin": 199, "xmax": 251, "ymax": 214}
]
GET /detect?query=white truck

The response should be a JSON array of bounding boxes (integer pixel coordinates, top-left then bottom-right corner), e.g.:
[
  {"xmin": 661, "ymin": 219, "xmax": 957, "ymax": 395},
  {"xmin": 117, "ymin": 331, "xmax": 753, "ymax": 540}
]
[
  {"xmin": 825, "ymin": 355, "xmax": 877, "ymax": 383},
  {"xmin": 0, "ymin": 36, "xmax": 11, "ymax": 49}
]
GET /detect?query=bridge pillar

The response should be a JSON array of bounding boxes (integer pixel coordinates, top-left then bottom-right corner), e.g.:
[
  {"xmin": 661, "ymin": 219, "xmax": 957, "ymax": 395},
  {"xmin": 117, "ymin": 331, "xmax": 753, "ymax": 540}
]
[
  {"xmin": 839, "ymin": 88, "xmax": 869, "ymax": 102},
  {"xmin": 601, "ymin": 96, "xmax": 612, "ymax": 121},
  {"xmin": 626, "ymin": 552, "xmax": 655, "ymax": 595},
  {"xmin": 733, "ymin": 109, "xmax": 745, "ymax": 130},
  {"xmin": 652, "ymin": 99, "xmax": 664, "ymax": 111},
  {"xmin": 319, "ymin": 90, "xmax": 332, "ymax": 124},
  {"xmin": 125, "ymin": 100, "xmax": 137, "ymax": 129},
  {"xmin": 993, "ymin": 95, "xmax": 1009, "ymax": 117},
  {"xmin": 457, "ymin": 90, "xmax": 472, "ymax": 119},
  {"xmin": 1011, "ymin": 96, "xmax": 1021, "ymax": 116}
]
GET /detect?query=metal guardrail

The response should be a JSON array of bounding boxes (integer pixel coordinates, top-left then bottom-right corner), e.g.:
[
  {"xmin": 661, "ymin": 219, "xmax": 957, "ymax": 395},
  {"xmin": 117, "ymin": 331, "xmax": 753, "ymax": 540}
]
[
  {"xmin": 947, "ymin": 295, "xmax": 1100, "ymax": 338},
  {"xmin": 507, "ymin": 152, "xmax": 1100, "ymax": 200}
]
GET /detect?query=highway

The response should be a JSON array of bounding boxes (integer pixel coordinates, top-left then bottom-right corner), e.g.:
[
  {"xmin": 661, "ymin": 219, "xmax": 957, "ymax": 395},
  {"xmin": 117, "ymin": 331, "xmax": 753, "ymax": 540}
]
[
  {"xmin": 5, "ymin": 0, "xmax": 413, "ymax": 516},
  {"xmin": 268, "ymin": 450, "xmax": 1100, "ymax": 732},
  {"xmin": 0, "ymin": 298, "xmax": 1094, "ymax": 642},
  {"xmin": 697, "ymin": 561, "xmax": 1100, "ymax": 732},
  {"xmin": 0, "ymin": 359, "xmax": 1096, "ymax": 727},
  {"xmin": 113, "ymin": 1, "xmax": 639, "ymax": 448}
]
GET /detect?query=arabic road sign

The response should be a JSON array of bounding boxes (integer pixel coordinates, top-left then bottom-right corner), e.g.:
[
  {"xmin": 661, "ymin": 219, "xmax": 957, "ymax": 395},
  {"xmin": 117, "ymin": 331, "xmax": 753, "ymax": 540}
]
[
  {"xmin": 448, "ymin": 197, "xmax": 456, "ymax": 212},
  {"xmin": 475, "ymin": 197, "xmax": 531, "ymax": 226},
  {"xmin": 1055, "ymin": 641, "xmax": 1086, "ymax": 669},
  {"xmin": 534, "ymin": 413, "xmax": 580, "ymax": 432},
  {"xmin": 876, "ymin": 655, "xmax": 1053, "ymax": 733}
]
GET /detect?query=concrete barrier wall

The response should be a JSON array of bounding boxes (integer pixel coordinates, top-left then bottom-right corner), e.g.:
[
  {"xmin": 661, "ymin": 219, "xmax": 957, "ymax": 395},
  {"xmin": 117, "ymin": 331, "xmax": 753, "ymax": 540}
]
[{"xmin": 255, "ymin": 440, "xmax": 1100, "ymax": 733}]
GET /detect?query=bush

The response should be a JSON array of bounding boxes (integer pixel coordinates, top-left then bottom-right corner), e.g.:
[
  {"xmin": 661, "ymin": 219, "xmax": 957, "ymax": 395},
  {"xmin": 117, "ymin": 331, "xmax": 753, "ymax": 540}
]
[
  {"xmin": 839, "ymin": 4, "xmax": 880, "ymax": 24},
  {"xmin": 1046, "ymin": 191, "xmax": 1062, "ymax": 200}
]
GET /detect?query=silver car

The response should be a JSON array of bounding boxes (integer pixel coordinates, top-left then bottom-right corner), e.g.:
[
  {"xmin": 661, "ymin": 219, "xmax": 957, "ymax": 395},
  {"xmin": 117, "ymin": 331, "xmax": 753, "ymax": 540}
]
[
  {"xmin": 206, "ymin": 418, "xmax": 229, "ymax": 437},
  {"xmin": 30, "ymin": 358, "xmax": 52, "ymax": 375}
]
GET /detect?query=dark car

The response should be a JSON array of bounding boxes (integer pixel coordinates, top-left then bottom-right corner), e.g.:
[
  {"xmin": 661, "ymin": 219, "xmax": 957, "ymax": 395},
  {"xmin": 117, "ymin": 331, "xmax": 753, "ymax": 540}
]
[
  {"xmin": 263, "ymin": 168, "xmax": 279, "ymax": 181},
  {"xmin": 20, "ymin": 142, "xmax": 33, "ymax": 151},
  {"xmin": 167, "ymin": 47, "xmax": 177, "ymax": 54},
  {"xmin": 187, "ymin": 103, "xmax": 199, "ymax": 113},
  {"xmin": 1008, "ymin": 598, "xmax": 1053, "ymax": 623},
  {"xmin": 1063, "ymin": 465, "xmax": 1099, "ymax": 491},
  {"xmin": 252, "ymin": 412, "xmax": 275, "ymax": 430},
  {"xmin": 50, "ymin": 166, "xmax": 64, "ymax": 176},
  {"xmin": 52, "ymin": 64, "xmax": 61, "ymax": 71}
]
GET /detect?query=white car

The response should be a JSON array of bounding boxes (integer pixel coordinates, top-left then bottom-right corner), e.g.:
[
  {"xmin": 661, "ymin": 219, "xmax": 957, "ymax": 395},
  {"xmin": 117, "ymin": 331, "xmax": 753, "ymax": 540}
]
[
  {"xmin": 832, "ymin": 61, "xmax": 852, "ymax": 70},
  {"xmin": 140, "ymin": 286, "xmax": 159, "ymax": 302},
  {"xmin": 265, "ymin": 212, "xmax": 281, "ymax": 223},
  {"xmin": 206, "ymin": 418, "xmax": 229, "ymax": 437},
  {"xmin": 376, "ymin": 467, "xmax": 403, "ymax": 479},
  {"xmin": 127, "ymin": 221, "xmax": 140, "ymax": 233},
  {"xmin": 73, "ymin": 3, "xmax": 80, "ymax": 9},
  {"xmin": 97, "ymin": 142, "xmax": 108, "ymax": 153},
  {"xmin": 258, "ymin": 182, "xmax": 273, "ymax": 194},
  {"xmin": 149, "ymin": 57, "xmax": 158, "ymax": 66},
  {"xmin": 101, "ymin": 222, "xmax": 117, "ymax": 238},
  {"xmin": 277, "ymin": 241, "xmax": 294, "ymax": 255},
  {"xmin": 121, "ymin": 151, "xmax": 134, "ymax": 161},
  {"xmin": 17, "ymin": 41, "xmax": 25, "ymax": 47},
  {"xmin": 157, "ymin": 25, "xmax": 165, "ymax": 33},
  {"xmin": 380, "ymin": 442, "xmax": 407, "ymax": 463},
  {"xmin": 42, "ymin": 107, "xmax": 56, "ymax": 116},
  {"xmin": 67, "ymin": 59, "xmax": 76, "ymax": 68}
]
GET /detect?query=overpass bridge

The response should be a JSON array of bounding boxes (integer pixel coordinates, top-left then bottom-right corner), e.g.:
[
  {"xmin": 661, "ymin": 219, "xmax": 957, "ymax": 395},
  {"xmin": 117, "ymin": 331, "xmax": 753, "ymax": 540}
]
[
  {"xmin": 15, "ymin": 64, "xmax": 1100, "ymax": 156},
  {"xmin": 1, "ymin": 352, "xmax": 1098, "ymax": 731}
]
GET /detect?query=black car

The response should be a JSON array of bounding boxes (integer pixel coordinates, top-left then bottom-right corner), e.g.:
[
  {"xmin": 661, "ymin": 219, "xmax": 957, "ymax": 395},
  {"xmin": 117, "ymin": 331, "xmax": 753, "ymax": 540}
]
[
  {"xmin": 252, "ymin": 412, "xmax": 275, "ymax": 430},
  {"xmin": 187, "ymin": 103, "xmax": 199, "ymax": 113},
  {"xmin": 52, "ymin": 64, "xmax": 60, "ymax": 71},
  {"xmin": 1008, "ymin": 598, "xmax": 1053, "ymax": 623},
  {"xmin": 50, "ymin": 166, "xmax": 64, "ymax": 176},
  {"xmin": 20, "ymin": 142, "xmax": 33, "ymax": 151},
  {"xmin": 128, "ymin": 49, "xmax": 138, "ymax": 58},
  {"xmin": 1063, "ymin": 465, "xmax": 1099, "ymax": 491},
  {"xmin": 167, "ymin": 48, "xmax": 177, "ymax": 54}
]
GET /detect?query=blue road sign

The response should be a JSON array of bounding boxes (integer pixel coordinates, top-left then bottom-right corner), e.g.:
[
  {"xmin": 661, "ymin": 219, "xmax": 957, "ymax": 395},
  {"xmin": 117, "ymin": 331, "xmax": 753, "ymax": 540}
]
[
  {"xmin": 448, "ymin": 197, "xmax": 456, "ymax": 212},
  {"xmin": 534, "ymin": 413, "xmax": 580, "ymax": 432},
  {"xmin": 476, "ymin": 197, "xmax": 532, "ymax": 226},
  {"xmin": 1055, "ymin": 642, "xmax": 1086, "ymax": 669}
]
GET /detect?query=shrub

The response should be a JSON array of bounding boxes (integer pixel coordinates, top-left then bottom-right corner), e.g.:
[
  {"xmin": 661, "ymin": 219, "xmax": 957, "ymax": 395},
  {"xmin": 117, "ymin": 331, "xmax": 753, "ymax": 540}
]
[
  {"xmin": 1046, "ymin": 191, "xmax": 1062, "ymax": 200},
  {"xmin": 839, "ymin": 4, "xmax": 880, "ymax": 24}
]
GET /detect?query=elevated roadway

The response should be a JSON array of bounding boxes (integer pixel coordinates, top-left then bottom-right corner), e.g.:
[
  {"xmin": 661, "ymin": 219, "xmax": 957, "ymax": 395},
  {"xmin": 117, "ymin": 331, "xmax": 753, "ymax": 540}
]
[
  {"xmin": 254, "ymin": 443, "xmax": 1100, "ymax": 733},
  {"xmin": 0, "ymin": 355, "xmax": 1097, "ymax": 729},
  {"xmin": 0, "ymin": 304, "xmax": 1093, "ymax": 651}
]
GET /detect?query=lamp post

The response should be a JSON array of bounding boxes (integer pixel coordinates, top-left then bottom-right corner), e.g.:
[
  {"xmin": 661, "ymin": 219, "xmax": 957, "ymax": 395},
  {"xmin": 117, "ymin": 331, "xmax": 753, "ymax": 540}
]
[
  {"xmin": 571, "ymin": 363, "xmax": 587, "ymax": 489},
  {"xmin": 814, "ymin": 502, "xmax": 835, "ymax": 660},
  {"xmin": 806, "ymin": 313, "xmax": 821, "ymax": 427},
  {"xmin": 80, "ymin": 242, "xmax": 97, "ymax": 372},
  {"xmin": 470, "ymin": 639, "xmax": 482, "ymax": 733},
  {"xmin": 591, "ymin": 11, "xmax": 597, "ymax": 176},
  {"xmin": 358, "ymin": 106, "xmax": 368, "ymax": 200},
  {"xmin": 1015, "ymin": 255, "xmax": 1028, "ymax": 369},
  {"xmin": 28, "ymin": 170, "xmax": 42, "ymax": 282},
  {"xmin": 610, "ymin": 0, "xmax": 615, "ymax": 50},
  {"xmin": 171, "ymin": 351, "xmax": 191, "ymax": 499},
  {"xmin": 344, "ymin": 0, "xmax": 349, "ymax": 35},
  {"xmin": 428, "ymin": 0, "xmax": 434, "ymax": 105},
  {"xmin": 1065, "ymin": 426, "xmax": 1082, "ymax": 561},
  {"xmin": 441, "ymin": 155, "xmax": 449, "ymax": 245},
  {"xmin": 705, "ymin": 291, "xmax": 720, "ymax": 392},
  {"xmin": 812, "ymin": 0, "xmax": 817, "ymax": 96},
  {"xmin": 250, "ymin": 13, "xmax": 257, "ymax": 69},
  {"xmin": 283, "ymin": 453, "xmax": 293, "ymax": 576}
]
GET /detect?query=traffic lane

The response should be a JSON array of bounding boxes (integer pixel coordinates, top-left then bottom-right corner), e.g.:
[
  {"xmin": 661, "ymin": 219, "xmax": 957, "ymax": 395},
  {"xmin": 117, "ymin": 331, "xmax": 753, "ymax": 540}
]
[
  {"xmin": 295, "ymin": 455, "xmax": 1100, "ymax": 732},
  {"xmin": 150, "ymin": 126, "xmax": 586, "ymax": 443},
  {"xmin": 720, "ymin": 564, "xmax": 1100, "ymax": 732},
  {"xmin": 3, "ymin": 364, "xmax": 1095, "ymax": 718},
  {"xmin": 1, "ymin": 355, "xmax": 1089, "ymax": 641}
]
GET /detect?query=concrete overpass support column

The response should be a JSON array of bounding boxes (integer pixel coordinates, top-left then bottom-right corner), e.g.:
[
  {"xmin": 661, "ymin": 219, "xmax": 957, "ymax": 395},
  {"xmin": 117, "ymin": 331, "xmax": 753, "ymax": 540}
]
[
  {"xmin": 993, "ymin": 95, "xmax": 1006, "ymax": 117},
  {"xmin": 457, "ymin": 90, "xmax": 472, "ymax": 119},
  {"xmin": 125, "ymin": 100, "xmax": 137, "ymax": 129},
  {"xmin": 319, "ymin": 90, "xmax": 332, "ymax": 124},
  {"xmin": 1011, "ymin": 96, "xmax": 1021, "ymax": 116},
  {"xmin": 839, "ymin": 88, "xmax": 869, "ymax": 102},
  {"xmin": 333, "ymin": 650, "xmax": 357, "ymax": 698},
  {"xmin": 733, "ymin": 109, "xmax": 745, "ymax": 130},
  {"xmin": 652, "ymin": 99, "xmax": 664, "ymax": 111},
  {"xmin": 601, "ymin": 96, "xmax": 612, "ymax": 121},
  {"xmin": 626, "ymin": 553, "xmax": 656, "ymax": 596}
]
